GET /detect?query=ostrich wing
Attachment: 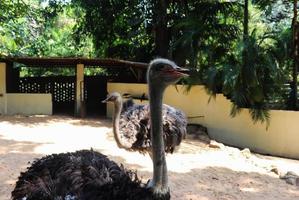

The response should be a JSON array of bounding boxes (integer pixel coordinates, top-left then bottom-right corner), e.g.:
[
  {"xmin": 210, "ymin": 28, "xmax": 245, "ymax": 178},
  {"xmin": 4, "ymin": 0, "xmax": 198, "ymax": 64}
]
[
  {"xmin": 162, "ymin": 105, "xmax": 187, "ymax": 153},
  {"xmin": 119, "ymin": 104, "xmax": 151, "ymax": 153},
  {"xmin": 118, "ymin": 103, "xmax": 187, "ymax": 154}
]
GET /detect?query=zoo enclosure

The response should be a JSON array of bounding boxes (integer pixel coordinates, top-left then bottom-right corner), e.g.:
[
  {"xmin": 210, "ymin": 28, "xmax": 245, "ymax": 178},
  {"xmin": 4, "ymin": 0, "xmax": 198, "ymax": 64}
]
[{"xmin": 0, "ymin": 57, "xmax": 148, "ymax": 116}]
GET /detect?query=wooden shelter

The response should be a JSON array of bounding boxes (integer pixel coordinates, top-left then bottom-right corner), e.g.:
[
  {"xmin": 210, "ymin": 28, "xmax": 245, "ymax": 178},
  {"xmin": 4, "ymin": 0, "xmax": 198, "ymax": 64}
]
[{"xmin": 0, "ymin": 57, "xmax": 148, "ymax": 117}]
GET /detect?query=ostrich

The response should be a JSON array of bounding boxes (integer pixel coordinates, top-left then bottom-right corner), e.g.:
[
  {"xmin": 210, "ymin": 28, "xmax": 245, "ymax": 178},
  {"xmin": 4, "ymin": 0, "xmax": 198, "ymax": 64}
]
[
  {"xmin": 102, "ymin": 91, "xmax": 187, "ymax": 157},
  {"xmin": 11, "ymin": 58, "xmax": 189, "ymax": 200}
]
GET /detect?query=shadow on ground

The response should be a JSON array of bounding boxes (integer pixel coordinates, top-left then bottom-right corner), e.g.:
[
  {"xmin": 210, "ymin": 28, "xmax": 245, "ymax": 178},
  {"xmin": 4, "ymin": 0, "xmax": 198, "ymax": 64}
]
[
  {"xmin": 0, "ymin": 137, "xmax": 44, "ymax": 200},
  {"xmin": 0, "ymin": 115, "xmax": 111, "ymax": 128}
]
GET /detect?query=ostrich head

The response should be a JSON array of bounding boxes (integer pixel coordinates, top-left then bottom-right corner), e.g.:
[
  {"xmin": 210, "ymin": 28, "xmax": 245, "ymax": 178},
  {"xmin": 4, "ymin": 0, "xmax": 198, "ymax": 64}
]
[
  {"xmin": 102, "ymin": 92, "xmax": 122, "ymax": 103},
  {"xmin": 147, "ymin": 58, "xmax": 189, "ymax": 89}
]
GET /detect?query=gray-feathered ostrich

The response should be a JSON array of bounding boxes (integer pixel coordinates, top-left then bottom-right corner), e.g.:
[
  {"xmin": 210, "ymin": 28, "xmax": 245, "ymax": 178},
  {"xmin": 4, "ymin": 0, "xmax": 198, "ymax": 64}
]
[
  {"xmin": 11, "ymin": 58, "xmax": 189, "ymax": 200},
  {"xmin": 102, "ymin": 91, "xmax": 187, "ymax": 157}
]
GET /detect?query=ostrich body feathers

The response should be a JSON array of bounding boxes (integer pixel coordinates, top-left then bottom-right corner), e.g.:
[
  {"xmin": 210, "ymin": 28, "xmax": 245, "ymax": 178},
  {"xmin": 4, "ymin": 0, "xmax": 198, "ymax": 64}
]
[
  {"xmin": 119, "ymin": 100, "xmax": 187, "ymax": 154},
  {"xmin": 11, "ymin": 150, "xmax": 170, "ymax": 200}
]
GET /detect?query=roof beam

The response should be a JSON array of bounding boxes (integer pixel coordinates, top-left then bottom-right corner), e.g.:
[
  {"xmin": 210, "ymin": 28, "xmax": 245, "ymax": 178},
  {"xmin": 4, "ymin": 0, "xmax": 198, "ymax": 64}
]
[{"xmin": 0, "ymin": 57, "xmax": 149, "ymax": 69}]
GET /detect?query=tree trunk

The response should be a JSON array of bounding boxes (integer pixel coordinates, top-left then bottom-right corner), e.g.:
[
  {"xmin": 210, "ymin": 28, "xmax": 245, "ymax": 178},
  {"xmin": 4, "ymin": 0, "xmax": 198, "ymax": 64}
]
[
  {"xmin": 153, "ymin": 0, "xmax": 170, "ymax": 58},
  {"xmin": 242, "ymin": 0, "xmax": 249, "ymax": 83},
  {"xmin": 291, "ymin": 0, "xmax": 298, "ymax": 110}
]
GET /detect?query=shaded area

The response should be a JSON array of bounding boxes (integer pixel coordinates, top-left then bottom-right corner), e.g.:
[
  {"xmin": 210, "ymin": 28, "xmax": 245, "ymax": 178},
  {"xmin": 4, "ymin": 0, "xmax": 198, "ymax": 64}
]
[
  {"xmin": 0, "ymin": 137, "xmax": 44, "ymax": 200},
  {"xmin": 0, "ymin": 115, "xmax": 73, "ymax": 127},
  {"xmin": 0, "ymin": 115, "xmax": 110, "ymax": 128},
  {"xmin": 0, "ymin": 136, "xmax": 45, "ymax": 154}
]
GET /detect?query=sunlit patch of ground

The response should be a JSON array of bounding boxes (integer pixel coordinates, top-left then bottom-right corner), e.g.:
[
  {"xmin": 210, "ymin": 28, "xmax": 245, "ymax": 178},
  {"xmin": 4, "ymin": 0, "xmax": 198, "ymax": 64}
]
[{"xmin": 0, "ymin": 115, "xmax": 299, "ymax": 200}]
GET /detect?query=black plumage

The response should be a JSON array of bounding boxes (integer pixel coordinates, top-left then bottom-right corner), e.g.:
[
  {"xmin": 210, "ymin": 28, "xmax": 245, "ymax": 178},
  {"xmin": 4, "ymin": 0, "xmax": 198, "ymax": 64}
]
[{"xmin": 11, "ymin": 149, "xmax": 166, "ymax": 200}]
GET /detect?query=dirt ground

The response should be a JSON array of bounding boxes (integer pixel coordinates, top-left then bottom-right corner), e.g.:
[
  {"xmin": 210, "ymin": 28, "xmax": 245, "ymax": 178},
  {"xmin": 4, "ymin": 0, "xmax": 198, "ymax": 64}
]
[{"xmin": 0, "ymin": 115, "xmax": 299, "ymax": 200}]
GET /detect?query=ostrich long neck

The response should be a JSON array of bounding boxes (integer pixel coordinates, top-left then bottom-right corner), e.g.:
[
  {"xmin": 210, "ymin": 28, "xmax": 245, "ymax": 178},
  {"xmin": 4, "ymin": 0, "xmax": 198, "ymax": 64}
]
[
  {"xmin": 149, "ymin": 82, "xmax": 169, "ymax": 195},
  {"xmin": 112, "ymin": 99, "xmax": 132, "ymax": 149}
]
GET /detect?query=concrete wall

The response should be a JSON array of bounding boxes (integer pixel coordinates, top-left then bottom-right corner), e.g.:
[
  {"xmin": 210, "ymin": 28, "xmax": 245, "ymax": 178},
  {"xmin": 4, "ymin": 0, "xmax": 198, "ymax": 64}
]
[
  {"xmin": 0, "ymin": 62, "xmax": 7, "ymax": 115},
  {"xmin": 107, "ymin": 82, "xmax": 299, "ymax": 159},
  {"xmin": 6, "ymin": 93, "xmax": 52, "ymax": 115},
  {"xmin": 1, "ymin": 62, "xmax": 52, "ymax": 116}
]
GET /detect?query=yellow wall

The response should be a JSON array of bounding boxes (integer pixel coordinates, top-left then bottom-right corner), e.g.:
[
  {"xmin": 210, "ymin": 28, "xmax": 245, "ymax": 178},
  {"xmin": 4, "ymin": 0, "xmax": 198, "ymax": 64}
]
[
  {"xmin": 107, "ymin": 82, "xmax": 299, "ymax": 159},
  {"xmin": 0, "ymin": 62, "xmax": 7, "ymax": 115},
  {"xmin": 6, "ymin": 93, "xmax": 52, "ymax": 115},
  {"xmin": 106, "ymin": 83, "xmax": 148, "ymax": 118},
  {"xmin": 0, "ymin": 62, "xmax": 52, "ymax": 116}
]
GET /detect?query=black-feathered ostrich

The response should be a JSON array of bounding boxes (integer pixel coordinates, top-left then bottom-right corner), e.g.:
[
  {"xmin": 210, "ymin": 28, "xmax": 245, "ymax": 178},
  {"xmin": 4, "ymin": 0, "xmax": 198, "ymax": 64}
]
[
  {"xmin": 102, "ymin": 90, "xmax": 187, "ymax": 157},
  {"xmin": 11, "ymin": 58, "xmax": 189, "ymax": 200}
]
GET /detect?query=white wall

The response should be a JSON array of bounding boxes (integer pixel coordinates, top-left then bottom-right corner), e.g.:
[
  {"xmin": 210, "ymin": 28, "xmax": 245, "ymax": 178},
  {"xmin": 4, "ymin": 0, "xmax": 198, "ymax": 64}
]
[
  {"xmin": 107, "ymin": 82, "xmax": 299, "ymax": 159},
  {"xmin": 6, "ymin": 93, "xmax": 52, "ymax": 115}
]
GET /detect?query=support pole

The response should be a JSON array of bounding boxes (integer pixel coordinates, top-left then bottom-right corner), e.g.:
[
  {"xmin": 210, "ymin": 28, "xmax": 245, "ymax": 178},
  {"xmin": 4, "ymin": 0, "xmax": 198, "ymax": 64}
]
[
  {"xmin": 75, "ymin": 63, "xmax": 85, "ymax": 117},
  {"xmin": 0, "ymin": 62, "xmax": 7, "ymax": 115}
]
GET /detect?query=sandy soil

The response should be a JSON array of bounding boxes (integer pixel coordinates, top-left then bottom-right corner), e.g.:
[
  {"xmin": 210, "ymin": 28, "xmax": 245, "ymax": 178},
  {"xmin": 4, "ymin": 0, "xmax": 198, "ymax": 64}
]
[{"xmin": 0, "ymin": 115, "xmax": 299, "ymax": 200}]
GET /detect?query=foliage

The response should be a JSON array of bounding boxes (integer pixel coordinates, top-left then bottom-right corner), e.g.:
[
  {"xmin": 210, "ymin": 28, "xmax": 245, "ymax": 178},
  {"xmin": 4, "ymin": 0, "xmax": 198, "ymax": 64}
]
[
  {"xmin": 172, "ymin": 1, "xmax": 242, "ymax": 83},
  {"xmin": 173, "ymin": 0, "xmax": 295, "ymax": 125},
  {"xmin": 0, "ymin": 0, "xmax": 298, "ymax": 124},
  {"xmin": 0, "ymin": 0, "xmax": 32, "ymax": 56},
  {"xmin": 71, "ymin": 0, "xmax": 154, "ymax": 61},
  {"xmin": 0, "ymin": 0, "xmax": 95, "ymax": 57},
  {"xmin": 230, "ymin": 31, "xmax": 286, "ymax": 124}
]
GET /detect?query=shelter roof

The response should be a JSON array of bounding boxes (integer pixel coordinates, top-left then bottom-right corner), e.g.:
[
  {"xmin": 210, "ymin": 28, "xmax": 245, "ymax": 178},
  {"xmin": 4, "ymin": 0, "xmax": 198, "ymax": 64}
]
[{"xmin": 1, "ymin": 57, "xmax": 148, "ymax": 69}]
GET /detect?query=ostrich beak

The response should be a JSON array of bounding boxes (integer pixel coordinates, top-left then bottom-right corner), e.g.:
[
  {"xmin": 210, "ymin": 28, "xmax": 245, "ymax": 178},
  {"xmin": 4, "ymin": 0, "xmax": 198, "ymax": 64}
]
[
  {"xmin": 101, "ymin": 97, "xmax": 110, "ymax": 103},
  {"xmin": 173, "ymin": 67, "xmax": 189, "ymax": 92},
  {"xmin": 163, "ymin": 66, "xmax": 190, "ymax": 79},
  {"xmin": 175, "ymin": 67, "xmax": 190, "ymax": 77}
]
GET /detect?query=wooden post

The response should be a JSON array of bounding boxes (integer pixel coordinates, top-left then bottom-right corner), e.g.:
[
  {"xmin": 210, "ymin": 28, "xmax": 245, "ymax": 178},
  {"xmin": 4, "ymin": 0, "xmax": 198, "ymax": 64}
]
[
  {"xmin": 137, "ymin": 69, "xmax": 143, "ymax": 83},
  {"xmin": 0, "ymin": 62, "xmax": 7, "ymax": 115},
  {"xmin": 75, "ymin": 63, "xmax": 85, "ymax": 117}
]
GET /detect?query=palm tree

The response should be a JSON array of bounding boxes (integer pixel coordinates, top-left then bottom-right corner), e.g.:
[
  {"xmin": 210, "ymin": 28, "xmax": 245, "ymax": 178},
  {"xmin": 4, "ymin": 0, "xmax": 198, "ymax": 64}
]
[{"xmin": 173, "ymin": 0, "xmax": 291, "ymax": 126}]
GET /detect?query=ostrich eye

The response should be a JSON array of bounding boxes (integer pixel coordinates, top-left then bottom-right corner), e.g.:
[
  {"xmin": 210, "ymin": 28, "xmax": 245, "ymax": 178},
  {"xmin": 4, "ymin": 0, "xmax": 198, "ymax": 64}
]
[{"xmin": 155, "ymin": 64, "xmax": 170, "ymax": 72}]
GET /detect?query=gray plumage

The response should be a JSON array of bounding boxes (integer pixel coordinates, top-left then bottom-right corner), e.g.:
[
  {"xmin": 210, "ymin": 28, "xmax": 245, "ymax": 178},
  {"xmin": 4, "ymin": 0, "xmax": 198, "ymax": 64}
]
[{"xmin": 103, "ymin": 93, "xmax": 187, "ymax": 154}]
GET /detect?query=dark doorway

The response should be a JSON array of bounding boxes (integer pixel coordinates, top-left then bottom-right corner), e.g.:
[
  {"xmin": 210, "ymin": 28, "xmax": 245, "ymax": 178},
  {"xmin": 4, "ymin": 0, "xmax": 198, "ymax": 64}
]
[{"xmin": 84, "ymin": 76, "xmax": 107, "ymax": 117}]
